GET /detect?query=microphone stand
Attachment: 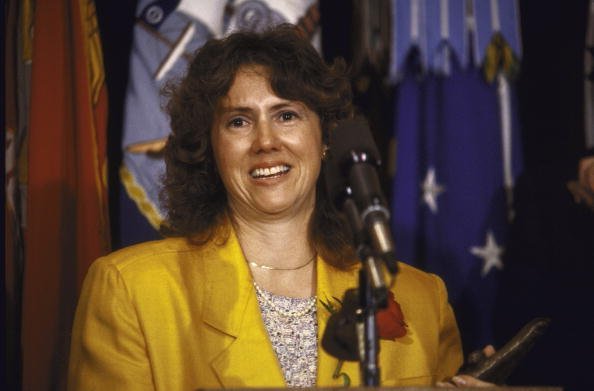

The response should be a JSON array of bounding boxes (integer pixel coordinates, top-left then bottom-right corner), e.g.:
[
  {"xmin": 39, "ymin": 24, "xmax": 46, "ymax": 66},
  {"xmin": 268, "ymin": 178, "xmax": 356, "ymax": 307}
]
[{"xmin": 343, "ymin": 197, "xmax": 388, "ymax": 386}]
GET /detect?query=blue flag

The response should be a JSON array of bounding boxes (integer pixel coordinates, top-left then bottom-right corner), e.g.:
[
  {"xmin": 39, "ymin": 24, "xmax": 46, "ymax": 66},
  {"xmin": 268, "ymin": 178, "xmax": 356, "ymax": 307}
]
[{"xmin": 389, "ymin": 0, "xmax": 523, "ymax": 350}]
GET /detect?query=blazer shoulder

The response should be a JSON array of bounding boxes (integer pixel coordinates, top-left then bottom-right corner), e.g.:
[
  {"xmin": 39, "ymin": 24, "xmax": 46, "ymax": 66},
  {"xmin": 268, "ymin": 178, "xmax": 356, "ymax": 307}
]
[
  {"xmin": 396, "ymin": 261, "xmax": 443, "ymax": 284},
  {"xmin": 90, "ymin": 237, "xmax": 216, "ymax": 280},
  {"xmin": 393, "ymin": 261, "xmax": 448, "ymax": 300}
]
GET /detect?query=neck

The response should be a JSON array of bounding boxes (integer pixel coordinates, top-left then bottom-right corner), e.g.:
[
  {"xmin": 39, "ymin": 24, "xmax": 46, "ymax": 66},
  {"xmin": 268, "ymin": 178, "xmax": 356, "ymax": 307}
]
[
  {"xmin": 228, "ymin": 206, "xmax": 317, "ymax": 298},
  {"xmin": 230, "ymin": 209, "xmax": 315, "ymax": 266}
]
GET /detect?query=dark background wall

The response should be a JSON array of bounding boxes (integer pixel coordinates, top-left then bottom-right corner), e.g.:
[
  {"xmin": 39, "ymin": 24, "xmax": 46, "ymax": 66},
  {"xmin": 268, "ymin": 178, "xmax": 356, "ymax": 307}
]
[
  {"xmin": 95, "ymin": 1, "xmax": 594, "ymax": 390},
  {"xmin": 494, "ymin": 1, "xmax": 594, "ymax": 390}
]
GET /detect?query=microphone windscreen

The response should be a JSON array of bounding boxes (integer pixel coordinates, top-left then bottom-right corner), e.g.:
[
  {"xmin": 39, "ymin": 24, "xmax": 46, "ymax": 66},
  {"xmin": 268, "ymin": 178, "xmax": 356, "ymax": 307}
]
[{"xmin": 329, "ymin": 117, "xmax": 381, "ymax": 165}]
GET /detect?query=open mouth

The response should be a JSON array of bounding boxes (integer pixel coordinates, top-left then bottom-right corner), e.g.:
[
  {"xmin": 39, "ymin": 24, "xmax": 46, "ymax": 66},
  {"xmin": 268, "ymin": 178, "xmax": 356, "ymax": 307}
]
[{"xmin": 250, "ymin": 164, "xmax": 291, "ymax": 179}]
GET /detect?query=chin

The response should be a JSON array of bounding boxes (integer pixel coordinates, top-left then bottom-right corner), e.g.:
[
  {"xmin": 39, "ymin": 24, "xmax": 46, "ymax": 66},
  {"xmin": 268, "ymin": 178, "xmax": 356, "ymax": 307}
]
[
  {"xmin": 255, "ymin": 202, "xmax": 293, "ymax": 215},
  {"xmin": 249, "ymin": 191, "xmax": 316, "ymax": 217}
]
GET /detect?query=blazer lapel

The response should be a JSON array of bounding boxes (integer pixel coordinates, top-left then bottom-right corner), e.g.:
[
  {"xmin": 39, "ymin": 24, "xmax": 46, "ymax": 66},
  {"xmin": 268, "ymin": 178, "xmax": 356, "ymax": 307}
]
[
  {"xmin": 201, "ymin": 229, "xmax": 285, "ymax": 388},
  {"xmin": 316, "ymin": 259, "xmax": 361, "ymax": 387},
  {"xmin": 200, "ymin": 227, "xmax": 365, "ymax": 387}
]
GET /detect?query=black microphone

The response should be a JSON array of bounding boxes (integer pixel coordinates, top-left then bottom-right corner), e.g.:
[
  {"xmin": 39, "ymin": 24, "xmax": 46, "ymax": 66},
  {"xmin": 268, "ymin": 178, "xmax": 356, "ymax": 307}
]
[{"xmin": 325, "ymin": 117, "xmax": 398, "ymax": 275}]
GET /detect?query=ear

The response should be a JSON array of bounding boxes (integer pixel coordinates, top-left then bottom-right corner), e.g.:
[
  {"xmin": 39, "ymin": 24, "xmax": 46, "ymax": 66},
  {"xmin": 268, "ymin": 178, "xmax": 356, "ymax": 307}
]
[{"xmin": 322, "ymin": 144, "xmax": 329, "ymax": 160}]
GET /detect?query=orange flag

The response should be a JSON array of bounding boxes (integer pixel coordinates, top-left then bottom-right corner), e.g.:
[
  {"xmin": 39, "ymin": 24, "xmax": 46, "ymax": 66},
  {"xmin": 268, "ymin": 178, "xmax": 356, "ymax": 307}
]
[{"xmin": 22, "ymin": 0, "xmax": 110, "ymax": 389}]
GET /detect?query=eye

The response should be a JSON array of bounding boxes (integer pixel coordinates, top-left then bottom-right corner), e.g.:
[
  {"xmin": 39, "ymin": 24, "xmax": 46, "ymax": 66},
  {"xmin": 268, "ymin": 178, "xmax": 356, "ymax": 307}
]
[
  {"xmin": 228, "ymin": 117, "xmax": 247, "ymax": 128},
  {"xmin": 279, "ymin": 111, "xmax": 298, "ymax": 121}
]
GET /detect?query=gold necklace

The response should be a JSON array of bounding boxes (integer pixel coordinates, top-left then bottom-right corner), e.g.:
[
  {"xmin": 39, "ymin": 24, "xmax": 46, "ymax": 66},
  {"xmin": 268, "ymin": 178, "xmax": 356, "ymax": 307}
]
[{"xmin": 248, "ymin": 253, "xmax": 316, "ymax": 271}]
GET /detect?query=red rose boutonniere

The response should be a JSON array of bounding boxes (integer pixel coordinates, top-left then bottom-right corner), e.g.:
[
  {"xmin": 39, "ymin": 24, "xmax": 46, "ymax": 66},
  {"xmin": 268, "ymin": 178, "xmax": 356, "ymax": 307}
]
[
  {"xmin": 376, "ymin": 290, "xmax": 407, "ymax": 340},
  {"xmin": 321, "ymin": 291, "xmax": 407, "ymax": 386}
]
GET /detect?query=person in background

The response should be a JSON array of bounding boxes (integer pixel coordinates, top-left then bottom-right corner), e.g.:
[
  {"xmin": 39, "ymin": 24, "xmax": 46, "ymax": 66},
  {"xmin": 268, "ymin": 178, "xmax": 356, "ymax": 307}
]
[
  {"xmin": 67, "ymin": 25, "xmax": 492, "ymax": 390},
  {"xmin": 569, "ymin": 155, "xmax": 594, "ymax": 210}
]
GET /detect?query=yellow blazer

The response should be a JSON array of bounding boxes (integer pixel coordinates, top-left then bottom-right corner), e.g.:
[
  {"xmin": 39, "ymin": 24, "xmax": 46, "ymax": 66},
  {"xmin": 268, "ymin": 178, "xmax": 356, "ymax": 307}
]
[{"xmin": 68, "ymin": 227, "xmax": 462, "ymax": 390}]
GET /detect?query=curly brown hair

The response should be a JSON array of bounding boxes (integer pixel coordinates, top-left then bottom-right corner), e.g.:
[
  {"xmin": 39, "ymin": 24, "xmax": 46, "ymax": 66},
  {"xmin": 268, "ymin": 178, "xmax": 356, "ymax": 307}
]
[{"xmin": 161, "ymin": 24, "xmax": 356, "ymax": 268}]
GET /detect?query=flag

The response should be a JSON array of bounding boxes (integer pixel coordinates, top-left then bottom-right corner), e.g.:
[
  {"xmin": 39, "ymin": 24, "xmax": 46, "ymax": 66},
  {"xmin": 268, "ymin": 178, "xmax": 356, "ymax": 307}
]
[
  {"xmin": 389, "ymin": 0, "xmax": 521, "ymax": 80},
  {"xmin": 119, "ymin": 0, "xmax": 319, "ymax": 246},
  {"xmin": 389, "ymin": 0, "xmax": 523, "ymax": 351},
  {"xmin": 22, "ymin": 0, "xmax": 110, "ymax": 389},
  {"xmin": 119, "ymin": 0, "xmax": 226, "ymax": 246},
  {"xmin": 4, "ymin": 0, "xmax": 31, "ymax": 388}
]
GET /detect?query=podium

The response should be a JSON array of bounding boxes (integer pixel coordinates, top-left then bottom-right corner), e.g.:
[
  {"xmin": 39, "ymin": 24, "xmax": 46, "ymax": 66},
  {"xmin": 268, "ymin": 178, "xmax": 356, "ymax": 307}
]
[{"xmin": 200, "ymin": 387, "xmax": 563, "ymax": 391}]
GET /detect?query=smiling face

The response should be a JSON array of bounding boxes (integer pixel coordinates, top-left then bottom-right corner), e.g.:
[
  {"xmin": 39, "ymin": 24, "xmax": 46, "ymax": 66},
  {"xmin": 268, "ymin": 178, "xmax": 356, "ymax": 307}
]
[{"xmin": 211, "ymin": 65, "xmax": 323, "ymax": 221}]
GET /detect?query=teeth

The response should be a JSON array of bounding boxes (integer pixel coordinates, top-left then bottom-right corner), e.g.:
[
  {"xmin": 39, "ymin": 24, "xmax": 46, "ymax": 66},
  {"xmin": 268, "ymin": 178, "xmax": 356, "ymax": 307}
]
[{"xmin": 251, "ymin": 165, "xmax": 290, "ymax": 178}]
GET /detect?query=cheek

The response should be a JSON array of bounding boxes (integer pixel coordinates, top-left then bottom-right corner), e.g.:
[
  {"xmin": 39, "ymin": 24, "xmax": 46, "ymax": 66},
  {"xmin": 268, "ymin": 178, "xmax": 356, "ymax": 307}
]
[
  {"xmin": 303, "ymin": 138, "xmax": 323, "ymax": 176},
  {"xmin": 298, "ymin": 121, "xmax": 323, "ymax": 154},
  {"xmin": 306, "ymin": 133, "xmax": 323, "ymax": 160}
]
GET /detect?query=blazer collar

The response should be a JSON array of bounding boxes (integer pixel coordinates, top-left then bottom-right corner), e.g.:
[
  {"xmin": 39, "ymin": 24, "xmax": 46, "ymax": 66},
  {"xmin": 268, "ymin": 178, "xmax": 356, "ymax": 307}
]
[
  {"xmin": 201, "ymin": 227, "xmax": 285, "ymax": 388},
  {"xmin": 200, "ymin": 224, "xmax": 362, "ymax": 387}
]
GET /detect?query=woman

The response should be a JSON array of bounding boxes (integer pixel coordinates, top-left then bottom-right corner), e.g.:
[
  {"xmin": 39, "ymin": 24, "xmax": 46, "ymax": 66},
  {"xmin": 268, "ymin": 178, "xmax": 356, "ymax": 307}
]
[{"xmin": 68, "ymin": 25, "xmax": 487, "ymax": 390}]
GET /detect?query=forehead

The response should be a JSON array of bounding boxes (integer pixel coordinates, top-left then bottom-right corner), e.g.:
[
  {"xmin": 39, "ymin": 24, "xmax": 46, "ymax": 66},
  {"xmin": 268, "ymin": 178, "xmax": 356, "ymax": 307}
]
[
  {"xmin": 218, "ymin": 65, "xmax": 279, "ymax": 107},
  {"xmin": 233, "ymin": 64, "xmax": 270, "ymax": 81},
  {"xmin": 231, "ymin": 64, "xmax": 271, "ymax": 89}
]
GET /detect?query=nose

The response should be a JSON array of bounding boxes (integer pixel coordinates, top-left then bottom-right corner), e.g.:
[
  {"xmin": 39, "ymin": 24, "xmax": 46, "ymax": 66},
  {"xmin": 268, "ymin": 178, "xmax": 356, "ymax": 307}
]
[{"xmin": 251, "ymin": 119, "xmax": 281, "ymax": 153}]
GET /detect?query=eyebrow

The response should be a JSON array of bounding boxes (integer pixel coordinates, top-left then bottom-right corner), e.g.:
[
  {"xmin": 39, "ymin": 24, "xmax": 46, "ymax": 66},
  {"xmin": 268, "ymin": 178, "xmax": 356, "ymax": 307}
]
[
  {"xmin": 219, "ymin": 101, "xmax": 304, "ymax": 115},
  {"xmin": 218, "ymin": 106, "xmax": 252, "ymax": 115}
]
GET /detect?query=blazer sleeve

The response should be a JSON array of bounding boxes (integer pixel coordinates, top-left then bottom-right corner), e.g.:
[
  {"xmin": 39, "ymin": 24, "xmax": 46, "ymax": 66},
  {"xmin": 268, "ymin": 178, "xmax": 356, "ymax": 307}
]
[
  {"xmin": 432, "ymin": 273, "xmax": 464, "ymax": 382},
  {"xmin": 67, "ymin": 259, "xmax": 154, "ymax": 391}
]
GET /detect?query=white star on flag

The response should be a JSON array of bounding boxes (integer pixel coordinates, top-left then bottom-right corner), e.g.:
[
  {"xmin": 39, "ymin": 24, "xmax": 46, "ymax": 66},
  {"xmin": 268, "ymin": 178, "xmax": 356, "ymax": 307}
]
[
  {"xmin": 421, "ymin": 167, "xmax": 445, "ymax": 214},
  {"xmin": 470, "ymin": 231, "xmax": 504, "ymax": 277}
]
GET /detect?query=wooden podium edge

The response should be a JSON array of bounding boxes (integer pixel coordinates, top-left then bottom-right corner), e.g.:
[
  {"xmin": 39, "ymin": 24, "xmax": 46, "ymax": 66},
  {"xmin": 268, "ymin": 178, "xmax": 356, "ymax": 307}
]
[{"xmin": 198, "ymin": 387, "xmax": 563, "ymax": 391}]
